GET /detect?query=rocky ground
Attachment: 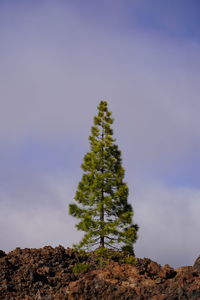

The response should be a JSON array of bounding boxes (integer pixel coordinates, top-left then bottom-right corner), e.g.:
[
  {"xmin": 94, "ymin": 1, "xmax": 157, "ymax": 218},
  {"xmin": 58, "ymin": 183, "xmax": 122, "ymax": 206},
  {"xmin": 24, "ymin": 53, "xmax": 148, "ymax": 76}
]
[{"xmin": 0, "ymin": 246, "xmax": 200, "ymax": 299}]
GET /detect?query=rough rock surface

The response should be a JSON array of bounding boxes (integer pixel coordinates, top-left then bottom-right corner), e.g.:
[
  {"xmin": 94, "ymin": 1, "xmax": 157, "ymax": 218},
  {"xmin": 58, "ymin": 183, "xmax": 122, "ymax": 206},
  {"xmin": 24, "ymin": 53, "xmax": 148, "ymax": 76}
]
[
  {"xmin": 0, "ymin": 246, "xmax": 200, "ymax": 299},
  {"xmin": 194, "ymin": 256, "xmax": 200, "ymax": 273}
]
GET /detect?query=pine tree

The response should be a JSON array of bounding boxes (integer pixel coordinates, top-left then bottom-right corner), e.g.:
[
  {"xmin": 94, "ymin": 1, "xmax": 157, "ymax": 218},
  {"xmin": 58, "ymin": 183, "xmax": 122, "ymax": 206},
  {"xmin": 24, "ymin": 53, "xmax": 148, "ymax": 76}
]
[{"xmin": 69, "ymin": 101, "xmax": 138, "ymax": 253}]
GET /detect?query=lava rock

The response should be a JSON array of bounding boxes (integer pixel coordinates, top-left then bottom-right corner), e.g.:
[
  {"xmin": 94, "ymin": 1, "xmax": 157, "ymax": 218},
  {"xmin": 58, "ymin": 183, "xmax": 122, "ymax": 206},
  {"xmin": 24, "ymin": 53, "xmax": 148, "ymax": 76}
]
[
  {"xmin": 0, "ymin": 246, "xmax": 200, "ymax": 299},
  {"xmin": 193, "ymin": 256, "xmax": 200, "ymax": 273},
  {"xmin": 0, "ymin": 250, "xmax": 6, "ymax": 258}
]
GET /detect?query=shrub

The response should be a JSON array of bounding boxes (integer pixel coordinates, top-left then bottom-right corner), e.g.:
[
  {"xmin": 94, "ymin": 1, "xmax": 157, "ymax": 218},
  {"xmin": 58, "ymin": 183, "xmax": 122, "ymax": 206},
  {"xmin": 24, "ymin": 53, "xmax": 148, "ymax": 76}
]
[
  {"xmin": 119, "ymin": 256, "xmax": 137, "ymax": 265},
  {"xmin": 72, "ymin": 262, "xmax": 89, "ymax": 274}
]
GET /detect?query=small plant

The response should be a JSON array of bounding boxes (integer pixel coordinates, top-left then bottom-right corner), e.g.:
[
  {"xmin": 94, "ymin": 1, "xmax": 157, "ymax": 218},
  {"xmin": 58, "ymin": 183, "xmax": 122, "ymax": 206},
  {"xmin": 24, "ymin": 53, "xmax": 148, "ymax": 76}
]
[
  {"xmin": 78, "ymin": 249, "xmax": 89, "ymax": 260},
  {"xmin": 96, "ymin": 256, "xmax": 109, "ymax": 268},
  {"xmin": 72, "ymin": 262, "xmax": 89, "ymax": 274},
  {"xmin": 95, "ymin": 247, "xmax": 111, "ymax": 258},
  {"xmin": 79, "ymin": 249, "xmax": 87, "ymax": 256},
  {"xmin": 94, "ymin": 248, "xmax": 137, "ymax": 266},
  {"xmin": 119, "ymin": 256, "xmax": 137, "ymax": 265}
]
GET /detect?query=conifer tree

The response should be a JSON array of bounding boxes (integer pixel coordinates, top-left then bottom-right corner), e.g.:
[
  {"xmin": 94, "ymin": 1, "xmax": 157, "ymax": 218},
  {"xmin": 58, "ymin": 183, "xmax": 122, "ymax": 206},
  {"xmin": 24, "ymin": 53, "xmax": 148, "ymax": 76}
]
[{"xmin": 69, "ymin": 101, "xmax": 138, "ymax": 253}]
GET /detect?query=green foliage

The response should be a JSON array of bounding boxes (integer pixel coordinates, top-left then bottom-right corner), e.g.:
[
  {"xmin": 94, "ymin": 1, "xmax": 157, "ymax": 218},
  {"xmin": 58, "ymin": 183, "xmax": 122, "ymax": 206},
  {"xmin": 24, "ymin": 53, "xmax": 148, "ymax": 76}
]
[
  {"xmin": 119, "ymin": 256, "xmax": 137, "ymax": 265},
  {"xmin": 72, "ymin": 262, "xmax": 89, "ymax": 274},
  {"xmin": 96, "ymin": 256, "xmax": 109, "ymax": 268},
  {"xmin": 95, "ymin": 247, "xmax": 111, "ymax": 258},
  {"xmin": 78, "ymin": 249, "xmax": 88, "ymax": 258},
  {"xmin": 94, "ymin": 249, "xmax": 137, "ymax": 266},
  {"xmin": 69, "ymin": 101, "xmax": 138, "ymax": 251}
]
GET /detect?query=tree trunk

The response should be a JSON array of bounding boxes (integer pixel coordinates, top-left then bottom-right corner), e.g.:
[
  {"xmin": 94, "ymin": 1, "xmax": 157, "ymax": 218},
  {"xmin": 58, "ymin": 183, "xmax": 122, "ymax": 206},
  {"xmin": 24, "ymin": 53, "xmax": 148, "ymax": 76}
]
[
  {"xmin": 100, "ymin": 236, "xmax": 104, "ymax": 248},
  {"xmin": 100, "ymin": 121, "xmax": 105, "ymax": 248},
  {"xmin": 100, "ymin": 202, "xmax": 104, "ymax": 248}
]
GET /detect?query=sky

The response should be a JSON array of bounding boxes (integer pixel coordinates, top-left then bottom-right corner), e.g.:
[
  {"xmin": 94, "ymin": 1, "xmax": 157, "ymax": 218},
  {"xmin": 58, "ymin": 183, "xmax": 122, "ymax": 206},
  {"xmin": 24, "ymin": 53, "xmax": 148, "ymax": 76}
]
[{"xmin": 1, "ymin": 0, "xmax": 200, "ymax": 268}]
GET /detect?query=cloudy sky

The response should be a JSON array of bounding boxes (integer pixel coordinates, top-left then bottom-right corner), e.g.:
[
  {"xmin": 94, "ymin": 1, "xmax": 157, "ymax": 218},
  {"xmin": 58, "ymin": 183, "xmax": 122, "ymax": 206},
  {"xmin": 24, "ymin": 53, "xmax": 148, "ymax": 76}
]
[{"xmin": 1, "ymin": 0, "xmax": 200, "ymax": 268}]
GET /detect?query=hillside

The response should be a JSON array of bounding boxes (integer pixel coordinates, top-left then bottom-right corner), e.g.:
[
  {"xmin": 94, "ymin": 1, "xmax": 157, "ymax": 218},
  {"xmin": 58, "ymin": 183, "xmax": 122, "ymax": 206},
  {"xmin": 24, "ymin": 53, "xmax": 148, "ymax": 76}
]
[{"xmin": 0, "ymin": 246, "xmax": 200, "ymax": 299}]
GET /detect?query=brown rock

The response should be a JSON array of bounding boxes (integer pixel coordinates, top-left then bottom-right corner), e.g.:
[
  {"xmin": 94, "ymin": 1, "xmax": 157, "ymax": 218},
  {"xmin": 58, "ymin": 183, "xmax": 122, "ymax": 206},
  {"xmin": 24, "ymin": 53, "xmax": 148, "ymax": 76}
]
[
  {"xmin": 0, "ymin": 250, "xmax": 6, "ymax": 258},
  {"xmin": 159, "ymin": 264, "xmax": 177, "ymax": 279},
  {"xmin": 193, "ymin": 255, "xmax": 200, "ymax": 273},
  {"xmin": 1, "ymin": 246, "xmax": 200, "ymax": 299}
]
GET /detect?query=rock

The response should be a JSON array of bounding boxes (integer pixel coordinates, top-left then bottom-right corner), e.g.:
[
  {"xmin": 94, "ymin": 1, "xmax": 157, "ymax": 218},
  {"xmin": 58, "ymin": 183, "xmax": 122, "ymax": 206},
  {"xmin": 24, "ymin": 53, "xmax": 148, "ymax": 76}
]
[
  {"xmin": 159, "ymin": 264, "xmax": 177, "ymax": 279},
  {"xmin": 193, "ymin": 256, "xmax": 200, "ymax": 273},
  {"xmin": 0, "ymin": 246, "xmax": 200, "ymax": 299},
  {"xmin": 0, "ymin": 250, "xmax": 6, "ymax": 258}
]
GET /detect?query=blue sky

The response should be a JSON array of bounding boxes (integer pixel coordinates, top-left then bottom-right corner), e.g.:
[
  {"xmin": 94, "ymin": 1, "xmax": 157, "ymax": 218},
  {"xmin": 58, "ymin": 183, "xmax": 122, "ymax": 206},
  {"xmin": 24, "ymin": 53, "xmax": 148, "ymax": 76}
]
[{"xmin": 1, "ymin": 0, "xmax": 200, "ymax": 267}]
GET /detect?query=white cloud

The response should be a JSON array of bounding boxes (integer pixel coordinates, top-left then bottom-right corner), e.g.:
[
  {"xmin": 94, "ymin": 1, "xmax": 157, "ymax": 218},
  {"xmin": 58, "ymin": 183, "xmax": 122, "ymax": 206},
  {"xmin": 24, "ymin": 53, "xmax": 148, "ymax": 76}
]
[
  {"xmin": 0, "ymin": 172, "xmax": 82, "ymax": 252},
  {"xmin": 134, "ymin": 182, "xmax": 200, "ymax": 267},
  {"xmin": 0, "ymin": 1, "xmax": 200, "ymax": 267},
  {"xmin": 1, "ymin": 174, "xmax": 200, "ymax": 267}
]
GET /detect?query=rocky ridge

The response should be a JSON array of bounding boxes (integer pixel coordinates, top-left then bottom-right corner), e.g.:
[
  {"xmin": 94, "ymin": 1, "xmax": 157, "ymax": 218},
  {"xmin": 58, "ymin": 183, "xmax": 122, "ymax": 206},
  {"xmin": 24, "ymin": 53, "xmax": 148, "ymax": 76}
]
[{"xmin": 0, "ymin": 246, "xmax": 200, "ymax": 299}]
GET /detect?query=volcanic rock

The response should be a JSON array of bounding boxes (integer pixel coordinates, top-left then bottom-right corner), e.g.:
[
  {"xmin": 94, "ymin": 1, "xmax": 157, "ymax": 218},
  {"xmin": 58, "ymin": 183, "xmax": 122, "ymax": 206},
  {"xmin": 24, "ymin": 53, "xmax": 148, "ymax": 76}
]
[
  {"xmin": 194, "ymin": 256, "xmax": 200, "ymax": 273},
  {"xmin": 0, "ymin": 246, "xmax": 200, "ymax": 299}
]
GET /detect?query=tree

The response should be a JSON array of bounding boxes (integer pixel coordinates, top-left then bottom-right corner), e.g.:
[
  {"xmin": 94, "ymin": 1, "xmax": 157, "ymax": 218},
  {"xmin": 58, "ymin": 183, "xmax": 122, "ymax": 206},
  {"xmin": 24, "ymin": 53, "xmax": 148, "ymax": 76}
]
[{"xmin": 69, "ymin": 101, "xmax": 138, "ymax": 253}]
